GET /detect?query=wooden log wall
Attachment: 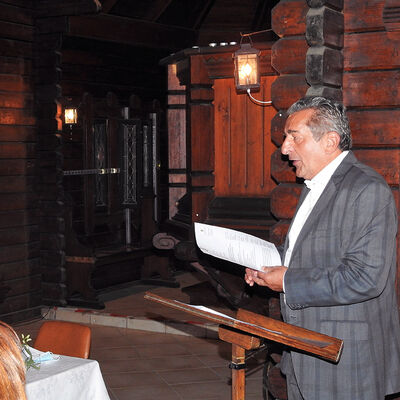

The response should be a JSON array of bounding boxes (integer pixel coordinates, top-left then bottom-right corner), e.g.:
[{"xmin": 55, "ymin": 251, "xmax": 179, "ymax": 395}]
[
  {"xmin": 269, "ymin": 0, "xmax": 400, "ymax": 305},
  {"xmin": 0, "ymin": 0, "xmax": 42, "ymax": 322},
  {"xmin": 269, "ymin": 0, "xmax": 309, "ymax": 245},
  {"xmin": 60, "ymin": 37, "xmax": 170, "ymax": 105},
  {"xmin": 343, "ymin": 0, "xmax": 400, "ymax": 305}
]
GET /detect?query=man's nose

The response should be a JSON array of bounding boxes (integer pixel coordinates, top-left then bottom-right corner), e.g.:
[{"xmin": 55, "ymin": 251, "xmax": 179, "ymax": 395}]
[{"xmin": 281, "ymin": 136, "xmax": 291, "ymax": 155}]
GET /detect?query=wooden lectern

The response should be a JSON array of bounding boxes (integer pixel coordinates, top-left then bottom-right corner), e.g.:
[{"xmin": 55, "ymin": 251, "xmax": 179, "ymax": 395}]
[{"xmin": 144, "ymin": 292, "xmax": 343, "ymax": 400}]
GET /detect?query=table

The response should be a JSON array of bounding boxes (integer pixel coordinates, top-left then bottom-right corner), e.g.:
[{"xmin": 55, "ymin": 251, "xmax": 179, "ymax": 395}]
[{"xmin": 25, "ymin": 354, "xmax": 110, "ymax": 400}]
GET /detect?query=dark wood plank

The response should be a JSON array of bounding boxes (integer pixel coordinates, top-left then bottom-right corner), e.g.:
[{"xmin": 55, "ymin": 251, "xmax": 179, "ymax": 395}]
[
  {"xmin": 0, "ymin": 126, "xmax": 35, "ymax": 141},
  {"xmin": 0, "ymin": 210, "xmax": 37, "ymax": 229},
  {"xmin": 348, "ymin": 109, "xmax": 400, "ymax": 146},
  {"xmin": 0, "ymin": 38, "xmax": 32, "ymax": 58},
  {"xmin": 0, "ymin": 176, "xmax": 34, "ymax": 193},
  {"xmin": 0, "ymin": 143, "xmax": 36, "ymax": 158},
  {"xmin": 68, "ymin": 14, "xmax": 196, "ymax": 50},
  {"xmin": 271, "ymin": 74, "xmax": 309, "ymax": 110},
  {"xmin": 36, "ymin": 0, "xmax": 100, "ymax": 17},
  {"xmin": 307, "ymin": 0, "xmax": 343, "ymax": 8},
  {"xmin": 344, "ymin": 30, "xmax": 400, "ymax": 71},
  {"xmin": 0, "ymin": 3, "xmax": 33, "ymax": 25},
  {"xmin": 271, "ymin": 37, "xmax": 307, "ymax": 75},
  {"xmin": 270, "ymin": 149, "xmax": 297, "ymax": 183},
  {"xmin": 306, "ymin": 6, "xmax": 344, "ymax": 48},
  {"xmin": 353, "ymin": 148, "xmax": 399, "ymax": 186},
  {"xmin": 344, "ymin": 70, "xmax": 400, "ymax": 107},
  {"xmin": 0, "ymin": 92, "xmax": 34, "ymax": 109},
  {"xmin": 344, "ymin": 0, "xmax": 385, "ymax": 33},
  {"xmin": 306, "ymin": 46, "xmax": 343, "ymax": 87},
  {"xmin": 0, "ymin": 259, "xmax": 40, "ymax": 281},
  {"xmin": 271, "ymin": 0, "xmax": 308, "ymax": 37},
  {"xmin": 0, "ymin": 20, "xmax": 33, "ymax": 41},
  {"xmin": 271, "ymin": 183, "xmax": 303, "ymax": 219},
  {"xmin": 269, "ymin": 220, "xmax": 290, "ymax": 246}
]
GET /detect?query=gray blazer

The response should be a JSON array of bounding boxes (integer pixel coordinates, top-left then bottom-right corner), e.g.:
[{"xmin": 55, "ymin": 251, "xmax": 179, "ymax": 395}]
[{"xmin": 280, "ymin": 151, "xmax": 400, "ymax": 400}]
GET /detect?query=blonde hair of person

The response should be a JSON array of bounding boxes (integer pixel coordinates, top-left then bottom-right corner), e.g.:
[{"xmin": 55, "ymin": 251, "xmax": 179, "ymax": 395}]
[{"xmin": 0, "ymin": 321, "xmax": 26, "ymax": 400}]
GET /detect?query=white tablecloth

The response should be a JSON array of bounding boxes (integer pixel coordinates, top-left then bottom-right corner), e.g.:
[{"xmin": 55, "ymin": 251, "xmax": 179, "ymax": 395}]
[{"xmin": 25, "ymin": 354, "xmax": 110, "ymax": 400}]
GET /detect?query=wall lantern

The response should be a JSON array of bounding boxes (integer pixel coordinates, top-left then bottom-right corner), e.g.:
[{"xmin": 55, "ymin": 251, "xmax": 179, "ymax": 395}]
[
  {"xmin": 234, "ymin": 43, "xmax": 260, "ymax": 92},
  {"xmin": 64, "ymin": 107, "xmax": 78, "ymax": 125},
  {"xmin": 233, "ymin": 30, "xmax": 273, "ymax": 106}
]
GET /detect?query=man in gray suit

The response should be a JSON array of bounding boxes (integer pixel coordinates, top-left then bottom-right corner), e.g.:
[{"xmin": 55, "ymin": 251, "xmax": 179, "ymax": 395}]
[{"xmin": 245, "ymin": 96, "xmax": 400, "ymax": 399}]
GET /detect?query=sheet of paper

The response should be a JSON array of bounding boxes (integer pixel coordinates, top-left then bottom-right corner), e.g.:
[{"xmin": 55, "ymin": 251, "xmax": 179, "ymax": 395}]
[
  {"xmin": 185, "ymin": 303, "xmax": 282, "ymax": 335},
  {"xmin": 194, "ymin": 222, "xmax": 281, "ymax": 271}
]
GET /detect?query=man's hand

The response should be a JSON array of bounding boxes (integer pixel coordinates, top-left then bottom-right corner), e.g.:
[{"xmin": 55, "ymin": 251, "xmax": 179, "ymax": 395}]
[{"xmin": 245, "ymin": 266, "xmax": 288, "ymax": 292}]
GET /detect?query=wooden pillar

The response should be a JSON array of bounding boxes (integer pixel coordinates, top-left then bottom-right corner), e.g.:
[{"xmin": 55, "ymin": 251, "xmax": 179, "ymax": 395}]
[
  {"xmin": 269, "ymin": 0, "xmax": 309, "ymax": 245},
  {"xmin": 231, "ymin": 344, "xmax": 246, "ymax": 400},
  {"xmin": 35, "ymin": 17, "xmax": 68, "ymax": 306}
]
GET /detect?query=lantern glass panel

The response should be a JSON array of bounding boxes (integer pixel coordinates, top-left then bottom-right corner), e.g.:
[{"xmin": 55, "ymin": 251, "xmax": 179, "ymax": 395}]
[{"xmin": 65, "ymin": 108, "xmax": 77, "ymax": 124}]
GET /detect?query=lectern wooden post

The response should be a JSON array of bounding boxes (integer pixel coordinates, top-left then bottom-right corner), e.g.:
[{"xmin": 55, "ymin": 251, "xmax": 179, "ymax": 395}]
[
  {"xmin": 219, "ymin": 326, "xmax": 262, "ymax": 400},
  {"xmin": 144, "ymin": 292, "xmax": 343, "ymax": 400}
]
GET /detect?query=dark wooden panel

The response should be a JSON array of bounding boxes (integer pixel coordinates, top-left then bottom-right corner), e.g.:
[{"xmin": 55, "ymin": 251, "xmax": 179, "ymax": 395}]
[
  {"xmin": 307, "ymin": 0, "xmax": 343, "ymax": 7},
  {"xmin": 271, "ymin": 0, "xmax": 308, "ymax": 37},
  {"xmin": 68, "ymin": 14, "xmax": 195, "ymax": 50},
  {"xmin": 0, "ymin": 160, "xmax": 35, "ymax": 176},
  {"xmin": 0, "ymin": 193, "xmax": 36, "ymax": 211},
  {"xmin": 270, "ymin": 149, "xmax": 297, "ymax": 183},
  {"xmin": 192, "ymin": 191, "xmax": 213, "ymax": 223},
  {"xmin": 0, "ymin": 143, "xmax": 36, "ymax": 158},
  {"xmin": 0, "ymin": 3, "xmax": 33, "ymax": 25},
  {"xmin": 0, "ymin": 92, "xmax": 34, "ymax": 109},
  {"xmin": 0, "ymin": 243, "xmax": 39, "ymax": 264},
  {"xmin": 0, "ymin": 125, "xmax": 35, "ymax": 142},
  {"xmin": 0, "ymin": 74, "xmax": 32, "ymax": 92},
  {"xmin": 0, "ymin": 176, "xmax": 34, "ymax": 193},
  {"xmin": 191, "ymin": 104, "xmax": 214, "ymax": 171},
  {"xmin": 3, "ymin": 276, "xmax": 42, "ymax": 297},
  {"xmin": 214, "ymin": 77, "xmax": 277, "ymax": 197},
  {"xmin": 0, "ymin": 292, "xmax": 42, "ymax": 316},
  {"xmin": 0, "ymin": 109, "xmax": 35, "ymax": 125},
  {"xmin": 306, "ymin": 46, "xmax": 343, "ymax": 87},
  {"xmin": 0, "ymin": 20, "xmax": 33, "ymax": 41},
  {"xmin": 0, "ymin": 210, "xmax": 37, "ymax": 229},
  {"xmin": 0, "ymin": 259, "xmax": 40, "ymax": 281},
  {"xmin": 271, "ymin": 74, "xmax": 309, "ymax": 110},
  {"xmin": 353, "ymin": 148, "xmax": 399, "ymax": 186},
  {"xmin": 0, "ymin": 38, "xmax": 33, "ymax": 58},
  {"xmin": 348, "ymin": 109, "xmax": 400, "ymax": 146},
  {"xmin": 271, "ymin": 111, "xmax": 286, "ymax": 147},
  {"xmin": 0, "ymin": 226, "xmax": 38, "ymax": 248},
  {"xmin": 269, "ymin": 220, "xmax": 290, "ymax": 246},
  {"xmin": 344, "ymin": 31, "xmax": 400, "ymax": 71},
  {"xmin": 0, "ymin": 56, "xmax": 32, "ymax": 75},
  {"xmin": 271, "ymin": 37, "xmax": 308, "ymax": 75},
  {"xmin": 270, "ymin": 183, "xmax": 302, "ymax": 219},
  {"xmin": 344, "ymin": 70, "xmax": 400, "ymax": 107},
  {"xmin": 306, "ymin": 6, "xmax": 344, "ymax": 48},
  {"xmin": 344, "ymin": 0, "xmax": 385, "ymax": 33}
]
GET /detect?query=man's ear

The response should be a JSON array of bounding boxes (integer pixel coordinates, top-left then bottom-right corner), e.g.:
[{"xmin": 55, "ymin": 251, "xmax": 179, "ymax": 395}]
[{"xmin": 324, "ymin": 131, "xmax": 341, "ymax": 154}]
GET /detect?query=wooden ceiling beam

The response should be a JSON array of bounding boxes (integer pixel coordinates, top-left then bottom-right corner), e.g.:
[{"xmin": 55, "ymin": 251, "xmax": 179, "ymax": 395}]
[
  {"xmin": 100, "ymin": 0, "xmax": 119, "ymax": 13},
  {"xmin": 68, "ymin": 14, "xmax": 196, "ymax": 50},
  {"xmin": 36, "ymin": 0, "xmax": 101, "ymax": 18},
  {"xmin": 144, "ymin": 0, "xmax": 174, "ymax": 22}
]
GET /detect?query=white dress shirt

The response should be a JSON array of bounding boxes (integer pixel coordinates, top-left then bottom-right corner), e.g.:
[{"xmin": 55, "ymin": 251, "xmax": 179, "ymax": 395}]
[{"xmin": 282, "ymin": 151, "xmax": 349, "ymax": 291}]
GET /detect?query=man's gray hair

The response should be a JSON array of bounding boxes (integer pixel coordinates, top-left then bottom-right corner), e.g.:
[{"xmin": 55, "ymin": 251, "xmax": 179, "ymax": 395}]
[{"xmin": 287, "ymin": 96, "xmax": 352, "ymax": 150}]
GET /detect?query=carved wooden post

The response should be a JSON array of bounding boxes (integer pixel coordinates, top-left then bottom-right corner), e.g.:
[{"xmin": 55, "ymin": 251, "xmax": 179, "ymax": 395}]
[
  {"xmin": 270, "ymin": 0, "xmax": 309, "ymax": 245},
  {"xmin": 35, "ymin": 0, "xmax": 101, "ymax": 306},
  {"xmin": 305, "ymin": 0, "xmax": 344, "ymax": 100},
  {"xmin": 35, "ymin": 16, "xmax": 67, "ymax": 306}
]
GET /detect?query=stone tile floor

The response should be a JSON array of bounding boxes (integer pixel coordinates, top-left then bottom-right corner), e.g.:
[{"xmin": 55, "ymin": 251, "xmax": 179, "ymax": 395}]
[{"xmin": 12, "ymin": 271, "xmax": 269, "ymax": 400}]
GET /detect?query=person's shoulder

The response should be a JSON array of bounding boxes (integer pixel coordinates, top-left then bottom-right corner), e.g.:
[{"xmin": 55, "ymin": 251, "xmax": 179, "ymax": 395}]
[{"xmin": 341, "ymin": 155, "xmax": 392, "ymax": 199}]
